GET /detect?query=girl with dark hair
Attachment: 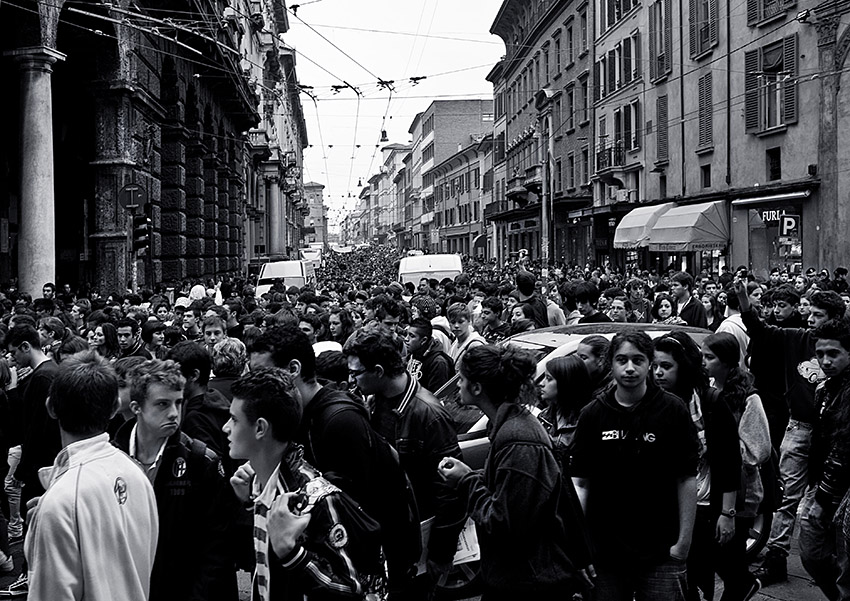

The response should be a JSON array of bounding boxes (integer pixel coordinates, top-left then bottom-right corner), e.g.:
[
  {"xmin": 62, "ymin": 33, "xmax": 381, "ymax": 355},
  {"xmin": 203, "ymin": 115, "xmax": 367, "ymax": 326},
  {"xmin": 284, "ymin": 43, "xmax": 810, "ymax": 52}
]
[
  {"xmin": 439, "ymin": 345, "xmax": 593, "ymax": 600},
  {"xmin": 142, "ymin": 320, "xmax": 167, "ymax": 359},
  {"xmin": 701, "ymin": 332, "xmax": 771, "ymax": 599},
  {"xmin": 538, "ymin": 355, "xmax": 593, "ymax": 464},
  {"xmin": 90, "ymin": 322, "xmax": 120, "ymax": 362},
  {"xmin": 651, "ymin": 293, "xmax": 686, "ymax": 324},
  {"xmin": 654, "ymin": 332, "xmax": 746, "ymax": 601},
  {"xmin": 701, "ymin": 293, "xmax": 724, "ymax": 332},
  {"xmin": 576, "ymin": 335, "xmax": 613, "ymax": 400},
  {"xmin": 328, "ymin": 308, "xmax": 356, "ymax": 345}
]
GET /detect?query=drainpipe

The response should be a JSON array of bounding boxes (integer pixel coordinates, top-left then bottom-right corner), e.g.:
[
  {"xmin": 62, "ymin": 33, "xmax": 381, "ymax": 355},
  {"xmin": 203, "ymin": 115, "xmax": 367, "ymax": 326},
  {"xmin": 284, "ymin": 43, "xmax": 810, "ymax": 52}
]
[{"xmin": 679, "ymin": 0, "xmax": 686, "ymax": 197}]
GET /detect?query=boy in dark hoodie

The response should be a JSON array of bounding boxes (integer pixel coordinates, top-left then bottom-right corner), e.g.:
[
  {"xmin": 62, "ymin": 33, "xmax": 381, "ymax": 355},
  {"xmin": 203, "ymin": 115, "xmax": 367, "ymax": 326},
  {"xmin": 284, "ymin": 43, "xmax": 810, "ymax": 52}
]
[{"xmin": 571, "ymin": 330, "xmax": 699, "ymax": 600}]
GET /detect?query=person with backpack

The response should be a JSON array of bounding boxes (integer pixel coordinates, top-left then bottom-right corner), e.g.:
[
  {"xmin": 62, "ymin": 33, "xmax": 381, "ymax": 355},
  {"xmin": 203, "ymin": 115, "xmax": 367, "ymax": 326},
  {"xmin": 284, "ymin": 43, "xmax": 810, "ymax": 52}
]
[
  {"xmin": 439, "ymin": 345, "xmax": 594, "ymax": 600},
  {"xmin": 653, "ymin": 333, "xmax": 744, "ymax": 601},
  {"xmin": 701, "ymin": 332, "xmax": 771, "ymax": 600},
  {"xmin": 112, "ymin": 358, "xmax": 238, "ymax": 601},
  {"xmin": 226, "ymin": 368, "xmax": 381, "ymax": 600},
  {"xmin": 248, "ymin": 325, "xmax": 422, "ymax": 599}
]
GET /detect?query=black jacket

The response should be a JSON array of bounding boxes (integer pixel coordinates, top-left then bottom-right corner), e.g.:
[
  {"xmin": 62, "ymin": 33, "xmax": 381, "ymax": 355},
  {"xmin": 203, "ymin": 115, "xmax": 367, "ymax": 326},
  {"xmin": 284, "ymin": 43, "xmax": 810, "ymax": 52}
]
[
  {"xmin": 297, "ymin": 387, "xmax": 421, "ymax": 584},
  {"xmin": 406, "ymin": 339, "xmax": 454, "ymax": 394},
  {"xmin": 183, "ymin": 387, "xmax": 235, "ymax": 475},
  {"xmin": 113, "ymin": 422, "xmax": 238, "ymax": 601},
  {"xmin": 369, "ymin": 376, "xmax": 465, "ymax": 563},
  {"xmin": 457, "ymin": 403, "xmax": 590, "ymax": 595},
  {"xmin": 678, "ymin": 295, "xmax": 708, "ymax": 329},
  {"xmin": 810, "ymin": 369, "xmax": 850, "ymax": 512}
]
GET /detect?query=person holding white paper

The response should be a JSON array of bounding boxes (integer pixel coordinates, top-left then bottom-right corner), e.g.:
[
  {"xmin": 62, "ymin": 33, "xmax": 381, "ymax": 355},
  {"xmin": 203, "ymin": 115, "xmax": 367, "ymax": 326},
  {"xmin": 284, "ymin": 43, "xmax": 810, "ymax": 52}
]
[{"xmin": 439, "ymin": 344, "xmax": 595, "ymax": 601}]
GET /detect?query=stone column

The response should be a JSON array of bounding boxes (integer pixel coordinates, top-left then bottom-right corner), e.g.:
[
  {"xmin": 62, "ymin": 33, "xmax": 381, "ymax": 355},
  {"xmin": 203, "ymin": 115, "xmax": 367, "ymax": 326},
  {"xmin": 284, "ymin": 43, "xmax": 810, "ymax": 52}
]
[
  {"xmin": 817, "ymin": 16, "xmax": 842, "ymax": 269},
  {"xmin": 8, "ymin": 47, "xmax": 65, "ymax": 296},
  {"xmin": 266, "ymin": 175, "xmax": 283, "ymax": 255}
]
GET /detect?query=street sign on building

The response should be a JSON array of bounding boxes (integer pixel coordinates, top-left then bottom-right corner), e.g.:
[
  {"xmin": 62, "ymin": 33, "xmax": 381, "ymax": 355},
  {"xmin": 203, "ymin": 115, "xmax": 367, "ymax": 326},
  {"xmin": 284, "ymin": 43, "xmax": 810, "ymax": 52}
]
[{"xmin": 779, "ymin": 214, "xmax": 800, "ymax": 236}]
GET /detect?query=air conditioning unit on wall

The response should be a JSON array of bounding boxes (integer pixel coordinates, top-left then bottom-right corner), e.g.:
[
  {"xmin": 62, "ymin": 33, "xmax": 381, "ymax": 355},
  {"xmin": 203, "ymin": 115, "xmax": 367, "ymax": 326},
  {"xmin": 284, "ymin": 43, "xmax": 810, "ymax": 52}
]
[{"xmin": 616, "ymin": 189, "xmax": 634, "ymax": 202}]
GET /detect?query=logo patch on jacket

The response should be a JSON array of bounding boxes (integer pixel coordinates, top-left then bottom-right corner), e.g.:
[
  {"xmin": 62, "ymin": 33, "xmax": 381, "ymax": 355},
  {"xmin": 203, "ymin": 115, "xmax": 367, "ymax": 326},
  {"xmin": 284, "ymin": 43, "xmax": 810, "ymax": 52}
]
[
  {"xmin": 798, "ymin": 357, "xmax": 826, "ymax": 384},
  {"xmin": 173, "ymin": 457, "xmax": 187, "ymax": 478},
  {"xmin": 328, "ymin": 523, "xmax": 348, "ymax": 548},
  {"xmin": 114, "ymin": 477, "xmax": 127, "ymax": 505}
]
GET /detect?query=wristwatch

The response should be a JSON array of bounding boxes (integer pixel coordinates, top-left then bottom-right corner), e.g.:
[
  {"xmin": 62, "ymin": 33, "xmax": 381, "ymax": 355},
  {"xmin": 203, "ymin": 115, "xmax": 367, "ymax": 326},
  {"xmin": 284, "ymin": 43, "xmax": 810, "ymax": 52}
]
[{"xmin": 721, "ymin": 508, "xmax": 736, "ymax": 518}]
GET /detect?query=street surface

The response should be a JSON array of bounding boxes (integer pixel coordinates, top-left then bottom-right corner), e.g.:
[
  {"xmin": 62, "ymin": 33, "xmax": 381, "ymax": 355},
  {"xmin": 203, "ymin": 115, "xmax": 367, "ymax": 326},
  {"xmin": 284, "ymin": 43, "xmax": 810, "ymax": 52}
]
[{"xmin": 0, "ymin": 534, "xmax": 826, "ymax": 600}]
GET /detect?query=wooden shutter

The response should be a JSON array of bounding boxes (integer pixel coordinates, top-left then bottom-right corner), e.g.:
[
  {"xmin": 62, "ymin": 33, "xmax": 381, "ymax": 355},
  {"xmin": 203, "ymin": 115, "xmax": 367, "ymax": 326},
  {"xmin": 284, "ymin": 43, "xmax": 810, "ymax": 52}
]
[
  {"xmin": 747, "ymin": 0, "xmax": 759, "ymax": 24},
  {"xmin": 608, "ymin": 49, "xmax": 617, "ymax": 92},
  {"xmin": 783, "ymin": 34, "xmax": 798, "ymax": 124},
  {"xmin": 624, "ymin": 38, "xmax": 632, "ymax": 84},
  {"xmin": 649, "ymin": 5, "xmax": 658, "ymax": 80},
  {"xmin": 624, "ymin": 104, "xmax": 633, "ymax": 150},
  {"xmin": 664, "ymin": 0, "xmax": 673, "ymax": 73},
  {"xmin": 657, "ymin": 95, "xmax": 669, "ymax": 160},
  {"xmin": 633, "ymin": 100, "xmax": 641, "ymax": 147},
  {"xmin": 744, "ymin": 49, "xmax": 760, "ymax": 132},
  {"xmin": 594, "ymin": 60, "xmax": 602, "ymax": 100},
  {"xmin": 699, "ymin": 73, "xmax": 713, "ymax": 146},
  {"xmin": 633, "ymin": 31, "xmax": 641, "ymax": 79},
  {"xmin": 689, "ymin": 0, "xmax": 698, "ymax": 57},
  {"xmin": 709, "ymin": 0, "xmax": 719, "ymax": 48}
]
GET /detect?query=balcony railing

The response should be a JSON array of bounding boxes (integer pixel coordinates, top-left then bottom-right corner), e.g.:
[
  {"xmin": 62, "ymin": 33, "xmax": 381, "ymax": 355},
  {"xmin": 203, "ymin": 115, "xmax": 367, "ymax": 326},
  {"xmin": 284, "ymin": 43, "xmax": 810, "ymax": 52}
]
[
  {"xmin": 484, "ymin": 201, "xmax": 511, "ymax": 220},
  {"xmin": 523, "ymin": 163, "xmax": 543, "ymax": 194},
  {"xmin": 596, "ymin": 142, "xmax": 625, "ymax": 171},
  {"xmin": 506, "ymin": 175, "xmax": 528, "ymax": 200}
]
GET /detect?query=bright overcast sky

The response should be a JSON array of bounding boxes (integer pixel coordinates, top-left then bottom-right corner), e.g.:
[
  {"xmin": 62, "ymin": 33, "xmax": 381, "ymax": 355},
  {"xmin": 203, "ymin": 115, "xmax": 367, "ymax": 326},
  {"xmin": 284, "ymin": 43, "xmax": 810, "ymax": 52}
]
[{"xmin": 284, "ymin": 0, "xmax": 506, "ymax": 227}]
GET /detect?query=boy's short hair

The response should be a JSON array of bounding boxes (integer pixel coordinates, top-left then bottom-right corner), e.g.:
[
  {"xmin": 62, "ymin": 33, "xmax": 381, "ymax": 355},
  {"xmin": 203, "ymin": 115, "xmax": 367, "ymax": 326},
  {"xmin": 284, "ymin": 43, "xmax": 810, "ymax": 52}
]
[
  {"xmin": 50, "ymin": 350, "xmax": 119, "ymax": 436},
  {"xmin": 251, "ymin": 325, "xmax": 316, "ymax": 381},
  {"xmin": 481, "ymin": 297, "xmax": 504, "ymax": 314},
  {"xmin": 670, "ymin": 271, "xmax": 695, "ymax": 291},
  {"xmin": 771, "ymin": 285, "xmax": 801, "ymax": 306},
  {"xmin": 408, "ymin": 317, "xmax": 433, "ymax": 338},
  {"xmin": 231, "ymin": 368, "xmax": 302, "ymax": 443},
  {"xmin": 446, "ymin": 302, "xmax": 471, "ymax": 323},
  {"xmin": 343, "ymin": 326, "xmax": 405, "ymax": 377},
  {"xmin": 127, "ymin": 359, "xmax": 186, "ymax": 407},
  {"xmin": 212, "ymin": 337, "xmax": 247, "ymax": 377},
  {"xmin": 166, "ymin": 341, "xmax": 212, "ymax": 385},
  {"xmin": 814, "ymin": 318, "xmax": 850, "ymax": 353},
  {"xmin": 812, "ymin": 290, "xmax": 847, "ymax": 320},
  {"xmin": 202, "ymin": 315, "xmax": 226, "ymax": 332}
]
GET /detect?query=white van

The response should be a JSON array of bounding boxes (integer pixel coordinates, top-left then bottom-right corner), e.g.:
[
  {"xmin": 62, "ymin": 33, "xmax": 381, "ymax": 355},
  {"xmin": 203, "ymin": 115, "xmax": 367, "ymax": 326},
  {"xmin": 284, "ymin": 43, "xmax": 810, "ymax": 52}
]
[
  {"xmin": 397, "ymin": 254, "xmax": 463, "ymax": 286},
  {"xmin": 300, "ymin": 247, "xmax": 322, "ymax": 268},
  {"xmin": 255, "ymin": 260, "xmax": 315, "ymax": 298}
]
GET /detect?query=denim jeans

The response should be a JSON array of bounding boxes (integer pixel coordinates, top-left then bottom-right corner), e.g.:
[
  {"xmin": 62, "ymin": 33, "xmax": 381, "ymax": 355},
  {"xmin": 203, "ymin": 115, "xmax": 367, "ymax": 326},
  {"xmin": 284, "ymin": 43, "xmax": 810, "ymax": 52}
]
[
  {"xmin": 798, "ymin": 489, "xmax": 850, "ymax": 601},
  {"xmin": 4, "ymin": 446, "xmax": 22, "ymax": 539},
  {"xmin": 766, "ymin": 419, "xmax": 813, "ymax": 556},
  {"xmin": 594, "ymin": 557, "xmax": 687, "ymax": 601}
]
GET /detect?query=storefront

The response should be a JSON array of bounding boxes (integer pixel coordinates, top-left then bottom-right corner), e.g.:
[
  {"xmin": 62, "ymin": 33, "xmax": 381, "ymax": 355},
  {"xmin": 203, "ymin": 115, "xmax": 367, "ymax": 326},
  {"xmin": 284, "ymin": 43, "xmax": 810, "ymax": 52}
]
[
  {"xmin": 729, "ymin": 189, "xmax": 814, "ymax": 279},
  {"xmin": 615, "ymin": 200, "xmax": 730, "ymax": 274}
]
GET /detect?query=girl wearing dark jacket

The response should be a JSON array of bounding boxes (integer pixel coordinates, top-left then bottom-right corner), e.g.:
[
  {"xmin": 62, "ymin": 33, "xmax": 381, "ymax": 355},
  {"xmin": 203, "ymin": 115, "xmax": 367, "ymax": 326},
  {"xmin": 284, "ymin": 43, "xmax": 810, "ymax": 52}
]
[
  {"xmin": 439, "ymin": 345, "xmax": 593, "ymax": 601},
  {"xmin": 537, "ymin": 355, "xmax": 594, "ymax": 467},
  {"xmin": 653, "ymin": 332, "xmax": 745, "ymax": 601}
]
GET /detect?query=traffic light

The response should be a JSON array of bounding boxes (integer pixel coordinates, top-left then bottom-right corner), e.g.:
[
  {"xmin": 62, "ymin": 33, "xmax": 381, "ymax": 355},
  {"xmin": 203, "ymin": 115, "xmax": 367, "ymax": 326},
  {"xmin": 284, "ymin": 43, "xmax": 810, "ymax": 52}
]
[{"xmin": 132, "ymin": 213, "xmax": 151, "ymax": 253}]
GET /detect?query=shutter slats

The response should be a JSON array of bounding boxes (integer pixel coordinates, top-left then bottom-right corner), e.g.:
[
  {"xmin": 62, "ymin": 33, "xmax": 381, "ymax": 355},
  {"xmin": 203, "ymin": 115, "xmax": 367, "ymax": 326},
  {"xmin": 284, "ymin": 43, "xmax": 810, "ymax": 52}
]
[
  {"xmin": 747, "ymin": 0, "xmax": 759, "ymax": 25},
  {"xmin": 633, "ymin": 31, "xmax": 641, "ymax": 79},
  {"xmin": 744, "ymin": 49, "xmax": 760, "ymax": 131},
  {"xmin": 649, "ymin": 5, "xmax": 658, "ymax": 80},
  {"xmin": 709, "ymin": 0, "xmax": 719, "ymax": 48},
  {"xmin": 784, "ymin": 34, "xmax": 798, "ymax": 124},
  {"xmin": 664, "ymin": 0, "xmax": 673, "ymax": 73},
  {"xmin": 690, "ymin": 0, "xmax": 698, "ymax": 57},
  {"xmin": 657, "ymin": 95, "xmax": 669, "ymax": 160}
]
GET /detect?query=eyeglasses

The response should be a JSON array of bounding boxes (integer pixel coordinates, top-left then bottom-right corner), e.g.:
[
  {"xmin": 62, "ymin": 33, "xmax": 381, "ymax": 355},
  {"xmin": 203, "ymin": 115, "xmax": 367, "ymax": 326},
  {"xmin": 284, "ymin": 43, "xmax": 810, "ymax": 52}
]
[{"xmin": 348, "ymin": 367, "xmax": 371, "ymax": 378}]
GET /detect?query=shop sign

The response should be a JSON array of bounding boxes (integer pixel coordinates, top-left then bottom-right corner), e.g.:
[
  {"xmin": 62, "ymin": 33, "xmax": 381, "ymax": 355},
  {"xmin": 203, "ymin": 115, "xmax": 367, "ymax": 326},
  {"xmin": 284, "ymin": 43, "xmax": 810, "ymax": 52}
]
[{"xmin": 779, "ymin": 215, "xmax": 800, "ymax": 236}]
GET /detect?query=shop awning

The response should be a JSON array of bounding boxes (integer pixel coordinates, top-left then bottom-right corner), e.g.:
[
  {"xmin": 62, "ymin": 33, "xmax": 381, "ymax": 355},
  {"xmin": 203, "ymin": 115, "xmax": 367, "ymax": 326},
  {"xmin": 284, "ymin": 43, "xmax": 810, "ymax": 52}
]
[
  {"xmin": 613, "ymin": 203, "xmax": 674, "ymax": 249},
  {"xmin": 647, "ymin": 200, "xmax": 729, "ymax": 252}
]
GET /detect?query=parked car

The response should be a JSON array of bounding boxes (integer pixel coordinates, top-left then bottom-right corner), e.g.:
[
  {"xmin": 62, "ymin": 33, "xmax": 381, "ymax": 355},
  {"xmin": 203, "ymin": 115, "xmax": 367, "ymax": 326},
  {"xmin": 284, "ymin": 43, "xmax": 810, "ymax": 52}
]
[{"xmin": 432, "ymin": 323, "xmax": 771, "ymax": 599}]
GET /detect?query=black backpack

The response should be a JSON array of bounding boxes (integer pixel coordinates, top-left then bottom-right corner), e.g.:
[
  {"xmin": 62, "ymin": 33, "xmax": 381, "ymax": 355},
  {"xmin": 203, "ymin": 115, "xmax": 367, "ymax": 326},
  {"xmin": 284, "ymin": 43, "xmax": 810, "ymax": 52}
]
[{"xmin": 307, "ymin": 391, "xmax": 422, "ymax": 577}]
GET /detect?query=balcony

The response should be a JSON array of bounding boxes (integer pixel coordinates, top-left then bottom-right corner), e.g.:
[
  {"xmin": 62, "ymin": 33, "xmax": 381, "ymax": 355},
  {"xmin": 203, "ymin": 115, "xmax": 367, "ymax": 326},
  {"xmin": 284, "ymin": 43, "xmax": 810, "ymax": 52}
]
[
  {"xmin": 484, "ymin": 200, "xmax": 511, "ymax": 221},
  {"xmin": 392, "ymin": 222, "xmax": 405, "ymax": 233},
  {"xmin": 523, "ymin": 163, "xmax": 543, "ymax": 195},
  {"xmin": 506, "ymin": 175, "xmax": 528, "ymax": 202},
  {"xmin": 596, "ymin": 142, "xmax": 626, "ymax": 172}
]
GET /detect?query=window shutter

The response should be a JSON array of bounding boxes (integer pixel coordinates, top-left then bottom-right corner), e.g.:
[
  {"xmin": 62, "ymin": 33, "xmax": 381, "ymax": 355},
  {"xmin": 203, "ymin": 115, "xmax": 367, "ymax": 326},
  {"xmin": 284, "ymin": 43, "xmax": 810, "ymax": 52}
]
[
  {"xmin": 657, "ymin": 95, "xmax": 669, "ymax": 160},
  {"xmin": 624, "ymin": 38, "xmax": 632, "ymax": 83},
  {"xmin": 633, "ymin": 31, "xmax": 641, "ymax": 79},
  {"xmin": 664, "ymin": 0, "xmax": 673, "ymax": 73},
  {"xmin": 689, "ymin": 0, "xmax": 698, "ymax": 57},
  {"xmin": 747, "ymin": 0, "xmax": 758, "ymax": 24},
  {"xmin": 709, "ymin": 0, "xmax": 719, "ymax": 47},
  {"xmin": 624, "ymin": 105, "xmax": 633, "ymax": 150},
  {"xmin": 594, "ymin": 61, "xmax": 601, "ymax": 101},
  {"xmin": 633, "ymin": 101, "xmax": 642, "ymax": 147},
  {"xmin": 744, "ymin": 49, "xmax": 760, "ymax": 132},
  {"xmin": 608, "ymin": 49, "xmax": 617, "ymax": 91},
  {"xmin": 783, "ymin": 34, "xmax": 798, "ymax": 124},
  {"xmin": 649, "ymin": 7, "xmax": 658, "ymax": 80},
  {"xmin": 699, "ymin": 73, "xmax": 712, "ymax": 146}
]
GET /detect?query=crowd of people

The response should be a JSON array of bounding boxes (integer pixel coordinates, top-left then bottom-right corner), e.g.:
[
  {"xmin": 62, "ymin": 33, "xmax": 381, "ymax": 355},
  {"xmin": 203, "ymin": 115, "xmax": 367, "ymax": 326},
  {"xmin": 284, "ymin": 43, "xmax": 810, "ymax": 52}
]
[{"xmin": 0, "ymin": 248, "xmax": 848, "ymax": 600}]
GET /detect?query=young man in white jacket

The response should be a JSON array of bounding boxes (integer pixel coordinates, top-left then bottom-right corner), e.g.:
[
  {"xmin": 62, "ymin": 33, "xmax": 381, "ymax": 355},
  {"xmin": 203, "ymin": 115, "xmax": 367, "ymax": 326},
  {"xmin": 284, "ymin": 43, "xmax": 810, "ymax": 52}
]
[{"xmin": 25, "ymin": 351, "xmax": 158, "ymax": 601}]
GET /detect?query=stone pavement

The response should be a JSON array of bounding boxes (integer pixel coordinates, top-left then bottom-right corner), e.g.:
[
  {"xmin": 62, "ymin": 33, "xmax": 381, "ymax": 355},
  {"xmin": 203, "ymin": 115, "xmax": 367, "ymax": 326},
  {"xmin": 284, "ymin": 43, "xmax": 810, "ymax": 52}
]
[{"xmin": 0, "ymin": 537, "xmax": 829, "ymax": 600}]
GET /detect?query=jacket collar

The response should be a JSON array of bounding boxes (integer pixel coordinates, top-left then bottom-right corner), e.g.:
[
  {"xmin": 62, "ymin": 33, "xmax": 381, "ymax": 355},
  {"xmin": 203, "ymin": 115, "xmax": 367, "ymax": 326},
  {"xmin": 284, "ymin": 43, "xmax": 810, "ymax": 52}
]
[{"xmin": 39, "ymin": 433, "xmax": 113, "ymax": 490}]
